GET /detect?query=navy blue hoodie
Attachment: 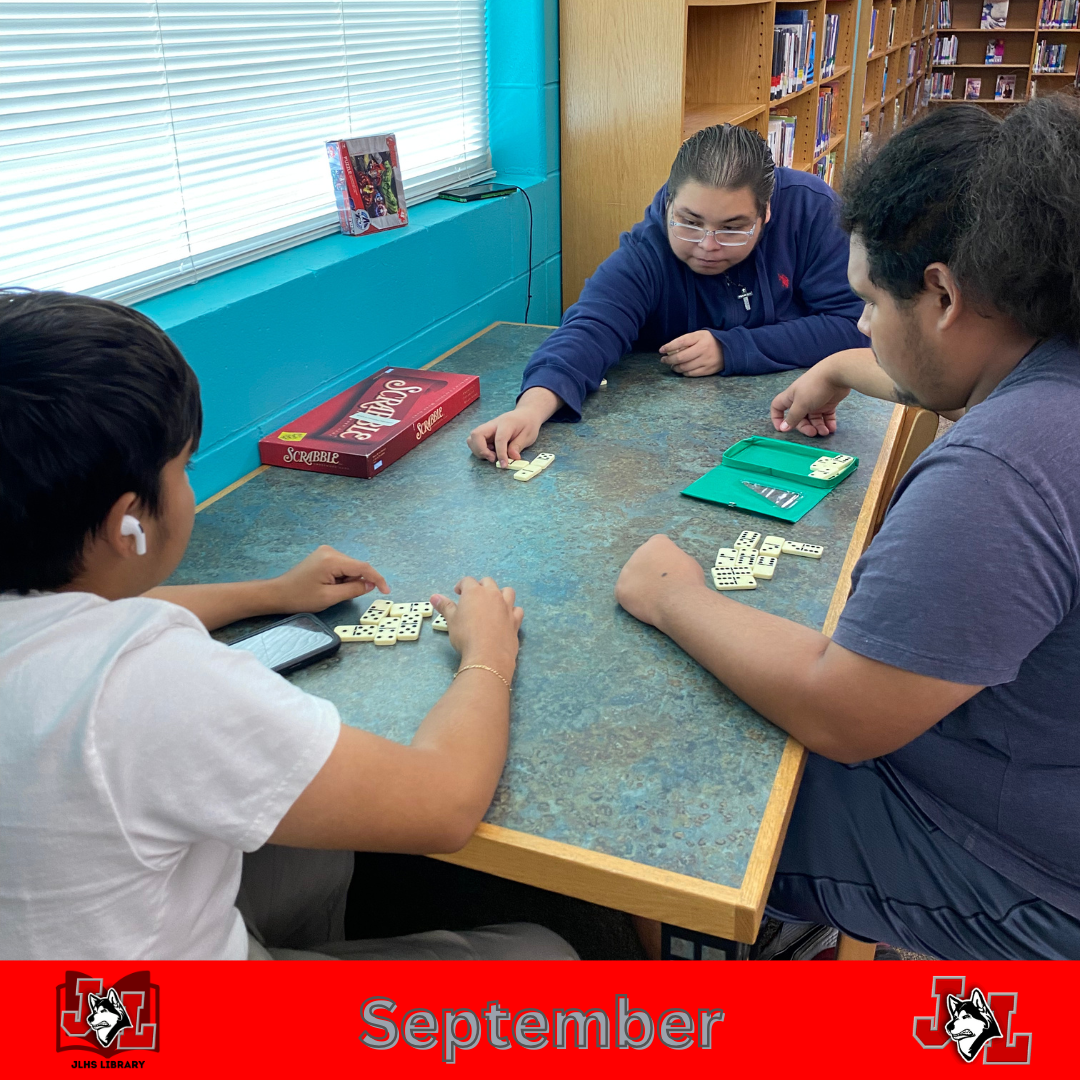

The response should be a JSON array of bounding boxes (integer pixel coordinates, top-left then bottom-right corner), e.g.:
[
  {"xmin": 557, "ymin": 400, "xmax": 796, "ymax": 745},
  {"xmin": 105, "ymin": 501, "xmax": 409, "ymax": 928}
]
[{"xmin": 521, "ymin": 168, "xmax": 867, "ymax": 420}]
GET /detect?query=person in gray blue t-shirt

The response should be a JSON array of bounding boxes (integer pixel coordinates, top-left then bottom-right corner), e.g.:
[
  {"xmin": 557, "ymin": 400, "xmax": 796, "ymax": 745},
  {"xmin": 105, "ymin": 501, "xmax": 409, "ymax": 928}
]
[{"xmin": 613, "ymin": 95, "xmax": 1080, "ymax": 959}]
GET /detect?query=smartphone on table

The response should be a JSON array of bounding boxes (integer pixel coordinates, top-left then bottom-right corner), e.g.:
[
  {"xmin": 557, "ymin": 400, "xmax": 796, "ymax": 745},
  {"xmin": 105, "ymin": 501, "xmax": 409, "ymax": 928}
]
[{"xmin": 228, "ymin": 614, "xmax": 340, "ymax": 674}]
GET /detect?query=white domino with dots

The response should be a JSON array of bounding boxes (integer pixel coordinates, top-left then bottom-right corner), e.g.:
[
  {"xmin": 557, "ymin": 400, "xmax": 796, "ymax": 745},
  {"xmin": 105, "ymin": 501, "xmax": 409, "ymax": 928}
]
[
  {"xmin": 752, "ymin": 555, "xmax": 778, "ymax": 579},
  {"xmin": 760, "ymin": 536, "xmax": 785, "ymax": 557},
  {"xmin": 782, "ymin": 540, "xmax": 824, "ymax": 559},
  {"xmin": 396, "ymin": 618, "xmax": 422, "ymax": 642},
  {"xmin": 733, "ymin": 530, "xmax": 762, "ymax": 552},
  {"xmin": 432, "ymin": 613, "xmax": 449, "ymax": 632},
  {"xmin": 389, "ymin": 603, "xmax": 412, "ymax": 618},
  {"xmin": 373, "ymin": 625, "xmax": 398, "ymax": 645},
  {"xmin": 711, "ymin": 566, "xmax": 757, "ymax": 591},
  {"xmin": 513, "ymin": 453, "xmax": 556, "ymax": 482},
  {"xmin": 410, "ymin": 602, "xmax": 434, "ymax": 618},
  {"xmin": 335, "ymin": 624, "xmax": 377, "ymax": 642},
  {"xmin": 495, "ymin": 459, "xmax": 530, "ymax": 470},
  {"xmin": 360, "ymin": 598, "xmax": 393, "ymax": 625}
]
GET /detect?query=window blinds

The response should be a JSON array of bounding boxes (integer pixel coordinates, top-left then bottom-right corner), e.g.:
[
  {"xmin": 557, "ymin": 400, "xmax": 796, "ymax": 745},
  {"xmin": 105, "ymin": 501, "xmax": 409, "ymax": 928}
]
[{"xmin": 0, "ymin": 2, "xmax": 490, "ymax": 303}]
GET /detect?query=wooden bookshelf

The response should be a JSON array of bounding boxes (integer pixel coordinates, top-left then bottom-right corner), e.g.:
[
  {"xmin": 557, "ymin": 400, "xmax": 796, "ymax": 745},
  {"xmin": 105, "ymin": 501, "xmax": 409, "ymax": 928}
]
[
  {"xmin": 927, "ymin": 0, "xmax": 1079, "ymax": 104},
  {"xmin": 856, "ymin": 0, "xmax": 938, "ymax": 141},
  {"xmin": 559, "ymin": 0, "xmax": 862, "ymax": 307}
]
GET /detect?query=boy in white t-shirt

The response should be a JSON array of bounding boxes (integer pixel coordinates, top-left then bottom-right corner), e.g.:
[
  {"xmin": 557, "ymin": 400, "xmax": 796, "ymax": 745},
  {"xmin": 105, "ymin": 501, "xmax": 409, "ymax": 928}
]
[{"xmin": 0, "ymin": 289, "xmax": 576, "ymax": 962}]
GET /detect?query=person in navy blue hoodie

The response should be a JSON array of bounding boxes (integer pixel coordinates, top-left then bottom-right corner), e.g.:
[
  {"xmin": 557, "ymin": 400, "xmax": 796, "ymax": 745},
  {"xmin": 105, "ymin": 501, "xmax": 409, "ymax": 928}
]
[{"xmin": 467, "ymin": 123, "xmax": 866, "ymax": 465}]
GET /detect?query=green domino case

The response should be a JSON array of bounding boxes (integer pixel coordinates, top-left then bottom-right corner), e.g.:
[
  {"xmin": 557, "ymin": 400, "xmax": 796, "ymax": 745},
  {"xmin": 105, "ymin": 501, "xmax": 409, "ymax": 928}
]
[{"xmin": 681, "ymin": 436, "xmax": 858, "ymax": 523}]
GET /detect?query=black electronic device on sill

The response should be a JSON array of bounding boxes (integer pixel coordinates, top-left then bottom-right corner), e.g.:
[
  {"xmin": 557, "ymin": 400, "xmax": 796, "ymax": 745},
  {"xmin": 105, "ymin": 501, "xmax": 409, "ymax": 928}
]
[{"xmin": 437, "ymin": 182, "xmax": 518, "ymax": 203}]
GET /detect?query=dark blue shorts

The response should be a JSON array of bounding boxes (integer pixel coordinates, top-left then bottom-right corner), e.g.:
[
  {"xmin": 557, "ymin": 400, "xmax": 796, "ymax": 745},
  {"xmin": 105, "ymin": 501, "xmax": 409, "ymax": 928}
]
[{"xmin": 765, "ymin": 755, "xmax": 1080, "ymax": 960}]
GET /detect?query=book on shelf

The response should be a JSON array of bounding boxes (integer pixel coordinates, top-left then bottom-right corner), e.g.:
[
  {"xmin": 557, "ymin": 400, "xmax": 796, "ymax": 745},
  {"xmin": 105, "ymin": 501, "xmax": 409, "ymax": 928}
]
[
  {"xmin": 1038, "ymin": 0, "xmax": 1078, "ymax": 27},
  {"xmin": 1034, "ymin": 39, "xmax": 1069, "ymax": 71},
  {"xmin": 921, "ymin": 75, "xmax": 933, "ymax": 104},
  {"xmin": 767, "ymin": 115, "xmax": 797, "ymax": 168},
  {"xmin": 995, "ymin": 72, "xmax": 1017, "ymax": 98},
  {"xmin": 937, "ymin": 0, "xmax": 952, "ymax": 29},
  {"xmin": 860, "ymin": 112, "xmax": 872, "ymax": 145},
  {"xmin": 980, "ymin": 1, "xmax": 1010, "ymax": 28},
  {"xmin": 985, "ymin": 38, "xmax": 1006, "ymax": 62},
  {"xmin": 965, "ymin": 76, "xmax": 983, "ymax": 97},
  {"xmin": 868, "ymin": 8, "xmax": 879, "ymax": 57},
  {"xmin": 882, "ymin": 55, "xmax": 890, "ymax": 100},
  {"xmin": 771, "ymin": 11, "xmax": 815, "ymax": 99},
  {"xmin": 814, "ymin": 151, "xmax": 838, "ymax": 187},
  {"xmin": 888, "ymin": 6, "xmax": 897, "ymax": 46},
  {"xmin": 892, "ymin": 97, "xmax": 902, "ymax": 131},
  {"xmin": 934, "ymin": 34, "xmax": 959, "ymax": 63},
  {"xmin": 930, "ymin": 71, "xmax": 955, "ymax": 97},
  {"xmin": 821, "ymin": 13, "xmax": 841, "ymax": 78},
  {"xmin": 815, "ymin": 84, "xmax": 836, "ymax": 157}
]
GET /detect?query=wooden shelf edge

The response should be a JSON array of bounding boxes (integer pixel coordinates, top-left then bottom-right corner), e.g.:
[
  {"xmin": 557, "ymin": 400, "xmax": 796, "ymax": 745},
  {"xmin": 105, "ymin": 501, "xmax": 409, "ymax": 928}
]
[{"xmin": 682, "ymin": 102, "xmax": 767, "ymax": 138}]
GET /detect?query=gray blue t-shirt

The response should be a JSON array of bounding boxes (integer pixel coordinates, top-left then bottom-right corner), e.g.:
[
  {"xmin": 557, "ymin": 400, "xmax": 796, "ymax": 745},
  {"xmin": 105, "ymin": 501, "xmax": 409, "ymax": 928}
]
[{"xmin": 833, "ymin": 336, "xmax": 1080, "ymax": 918}]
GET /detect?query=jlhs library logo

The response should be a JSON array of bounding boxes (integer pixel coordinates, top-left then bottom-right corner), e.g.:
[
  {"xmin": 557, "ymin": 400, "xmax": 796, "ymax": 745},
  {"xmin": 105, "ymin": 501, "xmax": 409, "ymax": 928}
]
[
  {"xmin": 56, "ymin": 971, "xmax": 160, "ymax": 1059},
  {"xmin": 913, "ymin": 976, "xmax": 1031, "ymax": 1064}
]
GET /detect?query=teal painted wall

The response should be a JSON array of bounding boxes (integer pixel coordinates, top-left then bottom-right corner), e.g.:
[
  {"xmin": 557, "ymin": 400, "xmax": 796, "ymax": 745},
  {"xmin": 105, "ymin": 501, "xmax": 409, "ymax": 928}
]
[{"xmin": 137, "ymin": 0, "xmax": 560, "ymax": 504}]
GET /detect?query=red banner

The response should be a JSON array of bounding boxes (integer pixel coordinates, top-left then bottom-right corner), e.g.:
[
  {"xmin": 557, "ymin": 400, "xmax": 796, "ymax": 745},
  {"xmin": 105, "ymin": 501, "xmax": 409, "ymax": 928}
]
[{"xmin": 4, "ymin": 961, "xmax": 1068, "ymax": 1077}]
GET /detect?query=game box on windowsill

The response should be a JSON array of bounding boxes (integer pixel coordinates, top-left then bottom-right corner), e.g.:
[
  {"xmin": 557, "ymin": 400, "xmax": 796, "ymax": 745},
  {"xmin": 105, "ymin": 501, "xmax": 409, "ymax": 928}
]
[{"xmin": 258, "ymin": 367, "xmax": 480, "ymax": 479}]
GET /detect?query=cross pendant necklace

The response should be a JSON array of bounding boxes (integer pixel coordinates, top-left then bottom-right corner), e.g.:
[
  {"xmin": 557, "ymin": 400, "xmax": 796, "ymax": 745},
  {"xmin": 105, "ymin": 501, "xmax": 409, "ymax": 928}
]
[{"xmin": 737, "ymin": 286, "xmax": 753, "ymax": 311}]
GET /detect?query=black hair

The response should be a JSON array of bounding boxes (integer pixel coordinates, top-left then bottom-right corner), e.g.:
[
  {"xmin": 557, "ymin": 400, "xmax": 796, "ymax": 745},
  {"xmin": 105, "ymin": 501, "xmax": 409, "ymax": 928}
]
[
  {"xmin": 841, "ymin": 103, "xmax": 1000, "ymax": 301},
  {"xmin": 666, "ymin": 124, "xmax": 776, "ymax": 215},
  {"xmin": 0, "ymin": 290, "xmax": 202, "ymax": 593},
  {"xmin": 953, "ymin": 92, "xmax": 1080, "ymax": 343}
]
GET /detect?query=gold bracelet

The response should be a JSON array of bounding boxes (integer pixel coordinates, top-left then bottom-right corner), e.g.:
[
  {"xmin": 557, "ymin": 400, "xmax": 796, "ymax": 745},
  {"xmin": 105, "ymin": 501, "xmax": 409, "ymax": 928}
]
[{"xmin": 454, "ymin": 663, "xmax": 512, "ymax": 691}]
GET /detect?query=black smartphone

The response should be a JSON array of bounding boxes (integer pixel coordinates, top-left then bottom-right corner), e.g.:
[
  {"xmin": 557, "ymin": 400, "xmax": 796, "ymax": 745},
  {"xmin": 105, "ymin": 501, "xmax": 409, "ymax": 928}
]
[{"xmin": 227, "ymin": 613, "xmax": 340, "ymax": 674}]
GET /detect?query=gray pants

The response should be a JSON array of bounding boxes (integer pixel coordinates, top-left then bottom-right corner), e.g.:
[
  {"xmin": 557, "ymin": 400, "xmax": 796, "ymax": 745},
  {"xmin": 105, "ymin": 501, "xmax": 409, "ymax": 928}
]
[{"xmin": 238, "ymin": 845, "xmax": 578, "ymax": 961}]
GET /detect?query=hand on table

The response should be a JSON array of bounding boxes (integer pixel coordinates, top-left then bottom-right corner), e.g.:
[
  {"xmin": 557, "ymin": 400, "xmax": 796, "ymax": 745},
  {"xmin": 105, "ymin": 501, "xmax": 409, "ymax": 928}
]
[
  {"xmin": 272, "ymin": 546, "xmax": 390, "ymax": 614},
  {"xmin": 615, "ymin": 534, "xmax": 706, "ymax": 630},
  {"xmin": 432, "ymin": 576, "xmax": 524, "ymax": 682},
  {"xmin": 466, "ymin": 387, "xmax": 562, "ymax": 467},
  {"xmin": 659, "ymin": 330, "xmax": 724, "ymax": 377},
  {"xmin": 770, "ymin": 365, "xmax": 852, "ymax": 437}
]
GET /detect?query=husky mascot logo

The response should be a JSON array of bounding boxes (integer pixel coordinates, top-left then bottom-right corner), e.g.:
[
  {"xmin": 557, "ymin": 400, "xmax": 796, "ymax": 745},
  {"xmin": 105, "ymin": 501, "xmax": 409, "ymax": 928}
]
[
  {"xmin": 944, "ymin": 989, "xmax": 1003, "ymax": 1062},
  {"xmin": 85, "ymin": 988, "xmax": 133, "ymax": 1048},
  {"xmin": 56, "ymin": 970, "xmax": 160, "ymax": 1057}
]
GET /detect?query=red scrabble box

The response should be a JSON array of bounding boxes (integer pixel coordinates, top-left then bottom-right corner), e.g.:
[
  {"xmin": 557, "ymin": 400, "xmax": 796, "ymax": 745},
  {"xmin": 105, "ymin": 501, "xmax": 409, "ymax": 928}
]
[{"xmin": 258, "ymin": 367, "xmax": 480, "ymax": 479}]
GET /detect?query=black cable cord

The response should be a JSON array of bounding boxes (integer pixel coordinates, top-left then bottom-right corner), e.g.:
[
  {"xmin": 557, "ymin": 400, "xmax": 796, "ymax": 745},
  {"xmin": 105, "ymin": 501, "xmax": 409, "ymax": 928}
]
[{"xmin": 514, "ymin": 186, "xmax": 534, "ymax": 323}]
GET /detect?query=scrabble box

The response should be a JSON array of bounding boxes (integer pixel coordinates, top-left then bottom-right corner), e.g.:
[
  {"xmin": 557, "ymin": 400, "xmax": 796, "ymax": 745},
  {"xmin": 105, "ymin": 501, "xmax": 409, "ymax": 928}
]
[{"xmin": 258, "ymin": 367, "xmax": 480, "ymax": 479}]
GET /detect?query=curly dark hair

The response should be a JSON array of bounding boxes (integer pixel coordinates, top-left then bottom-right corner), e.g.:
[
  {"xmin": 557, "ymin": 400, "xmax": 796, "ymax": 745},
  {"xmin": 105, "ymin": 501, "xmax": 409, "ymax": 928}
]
[
  {"xmin": 842, "ymin": 94, "xmax": 1080, "ymax": 344},
  {"xmin": 666, "ymin": 124, "xmax": 776, "ymax": 215},
  {"xmin": 0, "ymin": 290, "xmax": 202, "ymax": 592},
  {"xmin": 954, "ymin": 92, "xmax": 1080, "ymax": 343},
  {"xmin": 840, "ymin": 103, "xmax": 999, "ymax": 301}
]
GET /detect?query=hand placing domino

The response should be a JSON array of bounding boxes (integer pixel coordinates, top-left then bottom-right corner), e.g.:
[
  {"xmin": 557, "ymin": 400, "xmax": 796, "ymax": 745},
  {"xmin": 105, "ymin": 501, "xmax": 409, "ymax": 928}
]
[
  {"xmin": 495, "ymin": 459, "xmax": 530, "ymax": 470},
  {"xmin": 711, "ymin": 566, "xmax": 757, "ymax": 591},
  {"xmin": 782, "ymin": 540, "xmax": 824, "ymax": 558}
]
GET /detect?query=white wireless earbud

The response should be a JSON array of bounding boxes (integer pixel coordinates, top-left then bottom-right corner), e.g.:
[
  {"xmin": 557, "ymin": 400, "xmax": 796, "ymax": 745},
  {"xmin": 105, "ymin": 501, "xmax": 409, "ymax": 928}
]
[{"xmin": 120, "ymin": 515, "xmax": 147, "ymax": 556}]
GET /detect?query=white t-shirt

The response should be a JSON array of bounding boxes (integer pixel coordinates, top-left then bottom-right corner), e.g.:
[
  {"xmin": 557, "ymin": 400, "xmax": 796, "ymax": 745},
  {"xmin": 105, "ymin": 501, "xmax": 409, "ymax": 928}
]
[{"xmin": 0, "ymin": 591, "xmax": 340, "ymax": 960}]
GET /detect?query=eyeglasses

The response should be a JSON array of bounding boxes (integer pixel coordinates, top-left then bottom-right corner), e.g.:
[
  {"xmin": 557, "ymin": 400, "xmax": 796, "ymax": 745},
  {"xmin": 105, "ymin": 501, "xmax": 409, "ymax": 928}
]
[{"xmin": 668, "ymin": 218, "xmax": 758, "ymax": 247}]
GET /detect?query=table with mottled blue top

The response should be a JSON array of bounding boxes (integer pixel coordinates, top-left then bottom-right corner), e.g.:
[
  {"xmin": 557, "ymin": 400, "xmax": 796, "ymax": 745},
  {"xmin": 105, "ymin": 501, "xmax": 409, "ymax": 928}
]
[{"xmin": 175, "ymin": 322, "xmax": 900, "ymax": 942}]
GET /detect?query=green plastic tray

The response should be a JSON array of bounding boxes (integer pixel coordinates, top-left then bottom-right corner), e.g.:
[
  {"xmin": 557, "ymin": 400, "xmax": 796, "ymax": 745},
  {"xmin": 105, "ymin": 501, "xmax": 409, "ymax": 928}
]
[{"xmin": 681, "ymin": 436, "xmax": 858, "ymax": 523}]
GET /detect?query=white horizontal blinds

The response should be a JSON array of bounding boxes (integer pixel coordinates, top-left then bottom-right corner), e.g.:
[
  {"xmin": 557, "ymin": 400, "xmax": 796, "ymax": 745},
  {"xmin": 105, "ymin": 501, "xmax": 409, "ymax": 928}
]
[
  {"xmin": 343, "ymin": 2, "xmax": 489, "ymax": 200},
  {"xmin": 0, "ymin": 5, "xmax": 190, "ymax": 300},
  {"xmin": 0, "ymin": 1, "xmax": 490, "ymax": 303}
]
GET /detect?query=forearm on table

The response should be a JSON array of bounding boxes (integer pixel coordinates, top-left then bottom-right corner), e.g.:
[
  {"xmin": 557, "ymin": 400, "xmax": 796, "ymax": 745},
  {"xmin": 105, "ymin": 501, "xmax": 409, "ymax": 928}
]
[
  {"xmin": 407, "ymin": 662, "xmax": 514, "ymax": 841},
  {"xmin": 654, "ymin": 583, "xmax": 838, "ymax": 750},
  {"xmin": 144, "ymin": 580, "xmax": 284, "ymax": 631}
]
